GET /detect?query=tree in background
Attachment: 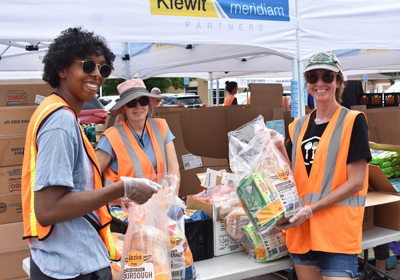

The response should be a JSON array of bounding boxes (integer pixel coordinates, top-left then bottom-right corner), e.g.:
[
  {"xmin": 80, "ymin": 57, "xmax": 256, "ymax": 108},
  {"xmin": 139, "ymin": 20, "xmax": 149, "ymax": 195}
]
[{"xmin": 101, "ymin": 77, "xmax": 187, "ymax": 96}]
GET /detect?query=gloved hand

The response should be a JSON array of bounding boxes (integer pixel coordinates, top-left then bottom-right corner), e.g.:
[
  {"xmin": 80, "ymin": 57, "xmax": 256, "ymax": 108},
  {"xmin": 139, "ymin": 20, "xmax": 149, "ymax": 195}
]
[
  {"xmin": 120, "ymin": 176, "xmax": 161, "ymax": 205},
  {"xmin": 276, "ymin": 205, "xmax": 313, "ymax": 230}
]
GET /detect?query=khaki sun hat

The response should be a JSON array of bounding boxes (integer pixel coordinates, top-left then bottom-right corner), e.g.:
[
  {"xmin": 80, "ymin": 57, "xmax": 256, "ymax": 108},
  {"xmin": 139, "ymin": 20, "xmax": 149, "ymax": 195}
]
[{"xmin": 303, "ymin": 52, "xmax": 343, "ymax": 74}]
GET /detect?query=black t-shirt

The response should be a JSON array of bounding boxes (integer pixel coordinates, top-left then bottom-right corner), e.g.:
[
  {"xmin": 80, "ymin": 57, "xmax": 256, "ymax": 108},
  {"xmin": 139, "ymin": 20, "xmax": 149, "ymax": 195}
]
[
  {"xmin": 286, "ymin": 111, "xmax": 371, "ymax": 176},
  {"xmin": 231, "ymin": 97, "xmax": 238, "ymax": 105}
]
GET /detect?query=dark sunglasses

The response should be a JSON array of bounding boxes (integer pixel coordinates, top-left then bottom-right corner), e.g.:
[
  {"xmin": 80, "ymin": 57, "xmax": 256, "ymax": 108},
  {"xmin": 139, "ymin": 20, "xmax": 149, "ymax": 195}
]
[
  {"xmin": 125, "ymin": 96, "xmax": 150, "ymax": 108},
  {"xmin": 305, "ymin": 72, "xmax": 337, "ymax": 84},
  {"xmin": 76, "ymin": 60, "xmax": 112, "ymax": 78}
]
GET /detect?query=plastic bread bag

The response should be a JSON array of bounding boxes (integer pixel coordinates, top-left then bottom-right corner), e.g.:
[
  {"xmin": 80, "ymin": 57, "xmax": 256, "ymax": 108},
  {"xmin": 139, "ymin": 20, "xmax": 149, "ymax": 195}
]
[
  {"xmin": 192, "ymin": 184, "xmax": 238, "ymax": 204},
  {"xmin": 224, "ymin": 207, "xmax": 250, "ymax": 243},
  {"xmin": 228, "ymin": 115, "xmax": 301, "ymax": 232},
  {"xmin": 162, "ymin": 175, "xmax": 197, "ymax": 280},
  {"xmin": 243, "ymin": 224, "xmax": 289, "ymax": 263},
  {"xmin": 116, "ymin": 188, "xmax": 171, "ymax": 280}
]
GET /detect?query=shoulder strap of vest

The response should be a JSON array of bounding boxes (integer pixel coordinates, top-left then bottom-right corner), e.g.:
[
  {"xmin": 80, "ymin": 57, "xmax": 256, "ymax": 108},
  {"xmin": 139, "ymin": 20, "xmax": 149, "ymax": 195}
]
[
  {"xmin": 291, "ymin": 114, "xmax": 311, "ymax": 172},
  {"xmin": 148, "ymin": 118, "xmax": 168, "ymax": 172}
]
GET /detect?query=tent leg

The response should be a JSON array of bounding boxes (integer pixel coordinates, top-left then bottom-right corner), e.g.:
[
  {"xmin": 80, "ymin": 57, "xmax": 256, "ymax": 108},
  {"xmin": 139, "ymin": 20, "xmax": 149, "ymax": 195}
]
[{"xmin": 209, "ymin": 72, "xmax": 213, "ymax": 107}]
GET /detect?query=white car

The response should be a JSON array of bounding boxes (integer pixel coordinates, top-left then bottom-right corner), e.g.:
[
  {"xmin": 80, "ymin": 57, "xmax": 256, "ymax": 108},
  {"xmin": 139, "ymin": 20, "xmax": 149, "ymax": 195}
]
[
  {"xmin": 98, "ymin": 95, "xmax": 120, "ymax": 111},
  {"xmin": 383, "ymin": 82, "xmax": 400, "ymax": 93}
]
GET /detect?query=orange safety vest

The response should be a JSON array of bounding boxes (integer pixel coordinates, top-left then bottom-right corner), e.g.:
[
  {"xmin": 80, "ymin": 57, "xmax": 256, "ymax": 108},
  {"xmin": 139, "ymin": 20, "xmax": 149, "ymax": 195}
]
[
  {"xmin": 282, "ymin": 96, "xmax": 291, "ymax": 111},
  {"xmin": 102, "ymin": 118, "xmax": 168, "ymax": 185},
  {"xmin": 224, "ymin": 94, "xmax": 237, "ymax": 106},
  {"xmin": 21, "ymin": 94, "xmax": 120, "ymax": 261},
  {"xmin": 245, "ymin": 97, "xmax": 251, "ymax": 105},
  {"xmin": 286, "ymin": 106, "xmax": 368, "ymax": 254}
]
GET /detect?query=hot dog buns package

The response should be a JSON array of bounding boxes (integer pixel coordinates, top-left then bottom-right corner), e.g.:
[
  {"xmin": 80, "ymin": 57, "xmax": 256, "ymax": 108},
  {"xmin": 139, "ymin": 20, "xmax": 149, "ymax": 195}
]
[{"xmin": 228, "ymin": 115, "xmax": 301, "ymax": 232}]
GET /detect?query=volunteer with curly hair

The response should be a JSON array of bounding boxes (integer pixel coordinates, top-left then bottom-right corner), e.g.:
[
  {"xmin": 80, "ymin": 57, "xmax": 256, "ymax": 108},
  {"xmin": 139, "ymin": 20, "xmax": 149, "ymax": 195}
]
[
  {"xmin": 22, "ymin": 27, "xmax": 160, "ymax": 280},
  {"xmin": 223, "ymin": 81, "xmax": 238, "ymax": 105},
  {"xmin": 277, "ymin": 52, "xmax": 371, "ymax": 280},
  {"xmin": 95, "ymin": 78, "xmax": 181, "ymax": 196}
]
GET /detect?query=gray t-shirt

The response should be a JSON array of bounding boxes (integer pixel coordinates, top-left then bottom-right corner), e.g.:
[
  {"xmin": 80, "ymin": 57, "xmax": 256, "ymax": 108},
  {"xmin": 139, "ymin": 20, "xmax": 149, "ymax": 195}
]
[{"xmin": 29, "ymin": 108, "xmax": 109, "ymax": 278}]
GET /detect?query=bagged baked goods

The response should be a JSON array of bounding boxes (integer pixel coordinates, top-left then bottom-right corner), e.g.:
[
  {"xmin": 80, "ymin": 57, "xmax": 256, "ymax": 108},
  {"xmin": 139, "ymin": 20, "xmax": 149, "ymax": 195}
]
[
  {"xmin": 117, "ymin": 188, "xmax": 171, "ymax": 280},
  {"xmin": 228, "ymin": 115, "xmax": 301, "ymax": 232}
]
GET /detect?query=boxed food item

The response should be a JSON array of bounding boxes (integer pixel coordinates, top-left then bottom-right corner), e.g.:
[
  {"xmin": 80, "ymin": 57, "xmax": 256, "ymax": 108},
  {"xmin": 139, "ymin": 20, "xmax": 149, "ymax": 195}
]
[
  {"xmin": 187, "ymin": 195, "xmax": 244, "ymax": 257},
  {"xmin": 0, "ymin": 165, "xmax": 22, "ymax": 195},
  {"xmin": 0, "ymin": 193, "xmax": 23, "ymax": 225},
  {"xmin": 0, "ymin": 80, "xmax": 53, "ymax": 107},
  {"xmin": 0, "ymin": 136, "xmax": 25, "ymax": 167},
  {"xmin": 0, "ymin": 106, "xmax": 37, "ymax": 136}
]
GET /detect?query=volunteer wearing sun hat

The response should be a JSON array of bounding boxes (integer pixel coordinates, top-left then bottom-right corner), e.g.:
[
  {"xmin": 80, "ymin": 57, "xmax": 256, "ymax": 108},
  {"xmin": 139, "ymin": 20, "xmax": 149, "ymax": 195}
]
[
  {"xmin": 95, "ymin": 79, "xmax": 181, "ymax": 195},
  {"xmin": 277, "ymin": 52, "xmax": 371, "ymax": 279},
  {"xmin": 22, "ymin": 27, "xmax": 160, "ymax": 280}
]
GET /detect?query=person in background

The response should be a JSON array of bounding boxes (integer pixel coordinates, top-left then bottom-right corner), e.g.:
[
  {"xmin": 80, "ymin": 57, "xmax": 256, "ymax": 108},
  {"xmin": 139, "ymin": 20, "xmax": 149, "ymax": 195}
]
[
  {"xmin": 151, "ymin": 87, "xmax": 164, "ymax": 106},
  {"xmin": 369, "ymin": 244, "xmax": 390, "ymax": 280},
  {"xmin": 223, "ymin": 81, "xmax": 238, "ymax": 105},
  {"xmin": 22, "ymin": 27, "xmax": 160, "ymax": 280},
  {"xmin": 277, "ymin": 52, "xmax": 371, "ymax": 280},
  {"xmin": 95, "ymin": 79, "xmax": 181, "ymax": 196}
]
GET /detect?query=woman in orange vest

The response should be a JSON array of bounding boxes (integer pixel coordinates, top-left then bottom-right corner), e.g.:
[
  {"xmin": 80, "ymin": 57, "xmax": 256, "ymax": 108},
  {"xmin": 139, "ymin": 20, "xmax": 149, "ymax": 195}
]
[
  {"xmin": 276, "ymin": 52, "xmax": 371, "ymax": 280},
  {"xmin": 95, "ymin": 79, "xmax": 181, "ymax": 195},
  {"xmin": 21, "ymin": 27, "xmax": 160, "ymax": 280},
  {"xmin": 223, "ymin": 81, "xmax": 238, "ymax": 105}
]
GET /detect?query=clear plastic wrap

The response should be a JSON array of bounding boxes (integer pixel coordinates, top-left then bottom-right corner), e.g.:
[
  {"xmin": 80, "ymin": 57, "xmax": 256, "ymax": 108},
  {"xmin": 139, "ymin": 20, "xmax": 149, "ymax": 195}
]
[
  {"xmin": 116, "ymin": 176, "xmax": 171, "ymax": 280},
  {"xmin": 228, "ymin": 115, "xmax": 301, "ymax": 232}
]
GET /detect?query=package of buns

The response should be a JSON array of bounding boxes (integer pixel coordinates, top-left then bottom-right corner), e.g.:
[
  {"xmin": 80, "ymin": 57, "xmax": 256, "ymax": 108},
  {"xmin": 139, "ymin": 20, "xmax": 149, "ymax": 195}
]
[
  {"xmin": 117, "ymin": 190, "xmax": 171, "ymax": 280},
  {"xmin": 228, "ymin": 115, "xmax": 301, "ymax": 232}
]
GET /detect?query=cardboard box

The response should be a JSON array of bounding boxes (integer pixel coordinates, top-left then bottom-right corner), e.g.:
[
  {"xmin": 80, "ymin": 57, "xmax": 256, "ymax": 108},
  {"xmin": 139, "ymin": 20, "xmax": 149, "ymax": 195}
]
[
  {"xmin": 362, "ymin": 206, "xmax": 374, "ymax": 231},
  {"xmin": 0, "ymin": 222, "xmax": 29, "ymax": 253},
  {"xmin": 0, "ymin": 106, "xmax": 37, "ymax": 136},
  {"xmin": 0, "ymin": 136, "xmax": 25, "ymax": 167},
  {"xmin": 0, "ymin": 80, "xmax": 53, "ymax": 107},
  {"xmin": 366, "ymin": 163, "xmax": 400, "ymax": 231},
  {"xmin": 0, "ymin": 193, "xmax": 23, "ymax": 225},
  {"xmin": 187, "ymin": 196, "xmax": 244, "ymax": 257},
  {"xmin": 0, "ymin": 249, "xmax": 30, "ymax": 280},
  {"xmin": 248, "ymin": 83, "xmax": 283, "ymax": 109},
  {"xmin": 0, "ymin": 165, "xmax": 22, "ymax": 196}
]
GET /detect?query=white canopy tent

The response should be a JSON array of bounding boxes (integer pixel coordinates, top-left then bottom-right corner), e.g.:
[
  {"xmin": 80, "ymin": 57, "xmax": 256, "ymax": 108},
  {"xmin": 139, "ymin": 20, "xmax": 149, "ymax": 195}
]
[{"xmin": 1, "ymin": 0, "xmax": 400, "ymax": 116}]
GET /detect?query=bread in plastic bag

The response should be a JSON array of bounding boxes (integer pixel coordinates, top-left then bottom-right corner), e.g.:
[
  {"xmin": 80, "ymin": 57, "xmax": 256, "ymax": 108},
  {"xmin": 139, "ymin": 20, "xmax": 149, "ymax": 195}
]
[
  {"xmin": 228, "ymin": 115, "xmax": 301, "ymax": 232},
  {"xmin": 116, "ymin": 185, "xmax": 171, "ymax": 280}
]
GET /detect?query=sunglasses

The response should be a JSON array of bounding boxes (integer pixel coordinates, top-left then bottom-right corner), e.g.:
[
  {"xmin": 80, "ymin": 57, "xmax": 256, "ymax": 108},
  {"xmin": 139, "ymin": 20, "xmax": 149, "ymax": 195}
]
[
  {"xmin": 125, "ymin": 96, "xmax": 150, "ymax": 108},
  {"xmin": 76, "ymin": 60, "xmax": 112, "ymax": 78},
  {"xmin": 305, "ymin": 72, "xmax": 337, "ymax": 84}
]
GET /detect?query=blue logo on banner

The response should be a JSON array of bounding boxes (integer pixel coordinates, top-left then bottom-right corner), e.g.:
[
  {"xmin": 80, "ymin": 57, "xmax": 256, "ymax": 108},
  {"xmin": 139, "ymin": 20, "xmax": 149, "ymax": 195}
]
[{"xmin": 217, "ymin": 0, "xmax": 290, "ymax": 21}]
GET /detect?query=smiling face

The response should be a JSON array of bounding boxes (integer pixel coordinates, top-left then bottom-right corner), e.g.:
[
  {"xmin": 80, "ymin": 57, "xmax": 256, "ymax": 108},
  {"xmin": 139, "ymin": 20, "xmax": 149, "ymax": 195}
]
[
  {"xmin": 123, "ymin": 96, "xmax": 150, "ymax": 125},
  {"xmin": 306, "ymin": 69, "xmax": 340, "ymax": 105},
  {"xmin": 57, "ymin": 54, "xmax": 107, "ymax": 107}
]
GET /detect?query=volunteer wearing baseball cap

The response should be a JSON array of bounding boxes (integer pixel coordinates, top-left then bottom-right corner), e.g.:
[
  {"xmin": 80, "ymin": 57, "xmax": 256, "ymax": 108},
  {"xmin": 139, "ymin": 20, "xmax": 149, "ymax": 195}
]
[
  {"xmin": 95, "ymin": 79, "xmax": 180, "ymax": 195},
  {"xmin": 277, "ymin": 52, "xmax": 371, "ymax": 279}
]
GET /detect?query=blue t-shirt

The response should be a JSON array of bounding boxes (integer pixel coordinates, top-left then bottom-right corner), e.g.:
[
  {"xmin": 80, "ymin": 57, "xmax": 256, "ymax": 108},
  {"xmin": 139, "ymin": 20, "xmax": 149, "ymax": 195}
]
[
  {"xmin": 30, "ymin": 109, "xmax": 110, "ymax": 278},
  {"xmin": 96, "ymin": 121, "xmax": 175, "ymax": 174}
]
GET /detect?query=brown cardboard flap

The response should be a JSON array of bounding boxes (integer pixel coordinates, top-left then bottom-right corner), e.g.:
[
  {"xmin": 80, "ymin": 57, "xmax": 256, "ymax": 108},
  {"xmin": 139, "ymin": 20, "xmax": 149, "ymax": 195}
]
[
  {"xmin": 364, "ymin": 108, "xmax": 400, "ymax": 145},
  {"xmin": 187, "ymin": 195, "xmax": 213, "ymax": 218},
  {"xmin": 248, "ymin": 83, "xmax": 282, "ymax": 109},
  {"xmin": 368, "ymin": 164, "xmax": 400, "ymax": 196},
  {"xmin": 365, "ymin": 192, "xmax": 400, "ymax": 207}
]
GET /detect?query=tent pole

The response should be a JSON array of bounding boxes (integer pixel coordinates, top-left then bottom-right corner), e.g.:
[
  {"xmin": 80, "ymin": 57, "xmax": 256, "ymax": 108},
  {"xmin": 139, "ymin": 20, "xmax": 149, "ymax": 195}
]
[
  {"xmin": 124, "ymin": 42, "xmax": 130, "ymax": 80},
  {"xmin": 298, "ymin": 60, "xmax": 306, "ymax": 117},
  {"xmin": 209, "ymin": 72, "xmax": 213, "ymax": 107},
  {"xmin": 216, "ymin": 79, "xmax": 219, "ymax": 106}
]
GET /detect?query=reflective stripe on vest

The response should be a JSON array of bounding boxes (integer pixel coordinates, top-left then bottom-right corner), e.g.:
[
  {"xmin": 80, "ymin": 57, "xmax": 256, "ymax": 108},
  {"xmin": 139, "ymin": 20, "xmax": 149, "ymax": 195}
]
[
  {"xmin": 114, "ymin": 118, "xmax": 167, "ymax": 178},
  {"xmin": 21, "ymin": 94, "xmax": 120, "ymax": 261},
  {"xmin": 224, "ymin": 94, "xmax": 235, "ymax": 106}
]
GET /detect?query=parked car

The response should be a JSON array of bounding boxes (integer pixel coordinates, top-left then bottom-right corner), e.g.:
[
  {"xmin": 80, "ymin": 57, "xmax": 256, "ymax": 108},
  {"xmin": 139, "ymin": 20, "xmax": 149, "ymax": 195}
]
[
  {"xmin": 98, "ymin": 95, "xmax": 120, "ymax": 111},
  {"xmin": 159, "ymin": 93, "xmax": 206, "ymax": 108},
  {"xmin": 79, "ymin": 96, "xmax": 108, "ymax": 125},
  {"xmin": 383, "ymin": 82, "xmax": 400, "ymax": 93}
]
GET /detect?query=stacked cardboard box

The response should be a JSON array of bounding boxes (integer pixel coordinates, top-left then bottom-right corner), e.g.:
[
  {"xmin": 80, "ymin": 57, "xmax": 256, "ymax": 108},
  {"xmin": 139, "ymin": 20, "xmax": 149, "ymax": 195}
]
[{"xmin": 0, "ymin": 80, "xmax": 53, "ymax": 279}]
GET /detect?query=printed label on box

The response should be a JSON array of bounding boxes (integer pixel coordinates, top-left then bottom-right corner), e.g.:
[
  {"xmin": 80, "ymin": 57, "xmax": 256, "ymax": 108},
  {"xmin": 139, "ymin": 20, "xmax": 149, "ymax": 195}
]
[
  {"xmin": 35, "ymin": 94, "xmax": 47, "ymax": 104},
  {"xmin": 5, "ymin": 90, "xmax": 27, "ymax": 106},
  {"xmin": 182, "ymin": 154, "xmax": 202, "ymax": 170}
]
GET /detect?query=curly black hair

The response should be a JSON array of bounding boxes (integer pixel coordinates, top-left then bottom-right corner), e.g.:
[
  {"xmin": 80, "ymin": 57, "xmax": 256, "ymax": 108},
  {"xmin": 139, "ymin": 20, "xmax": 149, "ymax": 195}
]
[{"xmin": 42, "ymin": 27, "xmax": 116, "ymax": 88}]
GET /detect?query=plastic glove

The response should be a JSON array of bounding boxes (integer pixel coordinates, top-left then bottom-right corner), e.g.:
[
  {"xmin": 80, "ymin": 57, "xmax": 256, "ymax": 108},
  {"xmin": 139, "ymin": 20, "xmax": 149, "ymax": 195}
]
[
  {"xmin": 276, "ymin": 205, "xmax": 313, "ymax": 230},
  {"xmin": 120, "ymin": 176, "xmax": 161, "ymax": 205}
]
